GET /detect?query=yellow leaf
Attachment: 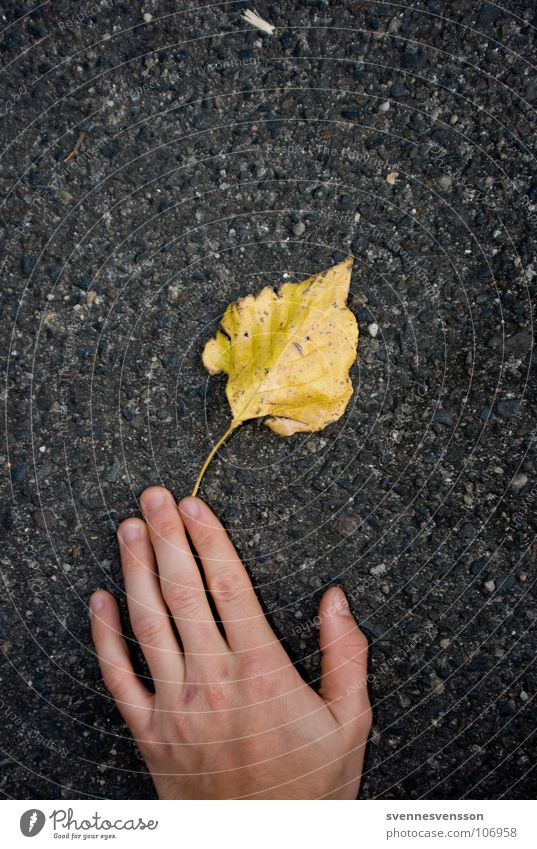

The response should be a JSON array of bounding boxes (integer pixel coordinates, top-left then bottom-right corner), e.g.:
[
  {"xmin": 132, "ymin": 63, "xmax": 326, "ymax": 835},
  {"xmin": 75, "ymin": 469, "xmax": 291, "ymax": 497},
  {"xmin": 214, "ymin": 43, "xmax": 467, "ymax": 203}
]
[{"xmin": 193, "ymin": 256, "xmax": 358, "ymax": 495}]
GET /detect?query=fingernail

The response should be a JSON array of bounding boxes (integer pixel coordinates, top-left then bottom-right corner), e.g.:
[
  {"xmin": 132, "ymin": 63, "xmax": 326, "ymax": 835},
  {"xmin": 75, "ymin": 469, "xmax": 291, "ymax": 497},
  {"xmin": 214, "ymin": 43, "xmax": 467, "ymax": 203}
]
[
  {"xmin": 142, "ymin": 488, "xmax": 166, "ymax": 510},
  {"xmin": 180, "ymin": 497, "xmax": 200, "ymax": 519},
  {"xmin": 90, "ymin": 593, "xmax": 105, "ymax": 613},
  {"xmin": 334, "ymin": 588, "xmax": 353, "ymax": 616},
  {"xmin": 119, "ymin": 521, "xmax": 142, "ymax": 543}
]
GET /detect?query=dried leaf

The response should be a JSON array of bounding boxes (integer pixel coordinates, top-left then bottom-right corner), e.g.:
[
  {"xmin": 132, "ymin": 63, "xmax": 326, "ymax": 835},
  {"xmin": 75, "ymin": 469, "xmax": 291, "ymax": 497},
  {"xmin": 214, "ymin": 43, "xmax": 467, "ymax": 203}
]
[{"xmin": 193, "ymin": 256, "xmax": 358, "ymax": 494}]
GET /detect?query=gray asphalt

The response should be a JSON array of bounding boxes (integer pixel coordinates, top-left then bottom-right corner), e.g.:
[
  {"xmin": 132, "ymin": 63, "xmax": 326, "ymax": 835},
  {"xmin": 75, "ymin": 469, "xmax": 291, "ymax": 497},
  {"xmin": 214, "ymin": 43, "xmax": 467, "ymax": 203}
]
[{"xmin": 1, "ymin": 0, "xmax": 536, "ymax": 799}]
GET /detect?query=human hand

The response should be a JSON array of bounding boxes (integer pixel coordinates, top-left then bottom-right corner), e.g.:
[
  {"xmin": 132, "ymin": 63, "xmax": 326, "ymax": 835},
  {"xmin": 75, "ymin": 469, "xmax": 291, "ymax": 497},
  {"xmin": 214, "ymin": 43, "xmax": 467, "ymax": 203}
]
[{"xmin": 90, "ymin": 487, "xmax": 371, "ymax": 799}]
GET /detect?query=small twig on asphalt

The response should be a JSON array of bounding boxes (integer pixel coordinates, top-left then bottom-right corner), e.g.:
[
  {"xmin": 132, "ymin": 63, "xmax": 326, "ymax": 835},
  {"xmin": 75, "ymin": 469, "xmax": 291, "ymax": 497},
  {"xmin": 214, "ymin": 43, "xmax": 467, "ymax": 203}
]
[
  {"xmin": 64, "ymin": 132, "xmax": 86, "ymax": 163},
  {"xmin": 241, "ymin": 9, "xmax": 275, "ymax": 35}
]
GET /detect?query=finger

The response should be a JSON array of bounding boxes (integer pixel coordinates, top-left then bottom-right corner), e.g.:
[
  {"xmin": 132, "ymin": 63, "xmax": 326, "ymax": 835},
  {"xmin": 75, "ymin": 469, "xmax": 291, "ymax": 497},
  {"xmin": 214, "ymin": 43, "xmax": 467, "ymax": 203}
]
[
  {"xmin": 90, "ymin": 590, "xmax": 153, "ymax": 734},
  {"xmin": 118, "ymin": 518, "xmax": 184, "ymax": 688},
  {"xmin": 179, "ymin": 496, "xmax": 281, "ymax": 653},
  {"xmin": 139, "ymin": 487, "xmax": 225, "ymax": 655},
  {"xmin": 318, "ymin": 587, "xmax": 372, "ymax": 730}
]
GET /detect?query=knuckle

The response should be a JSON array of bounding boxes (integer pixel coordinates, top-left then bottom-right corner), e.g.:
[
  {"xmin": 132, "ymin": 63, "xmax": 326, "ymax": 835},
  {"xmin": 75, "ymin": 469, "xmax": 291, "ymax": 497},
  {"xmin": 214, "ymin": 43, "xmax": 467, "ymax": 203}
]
[
  {"xmin": 348, "ymin": 626, "xmax": 369, "ymax": 649},
  {"xmin": 171, "ymin": 709, "xmax": 193, "ymax": 739},
  {"xmin": 140, "ymin": 737, "xmax": 161, "ymax": 762},
  {"xmin": 241, "ymin": 648, "xmax": 272, "ymax": 681},
  {"xmin": 341, "ymin": 653, "xmax": 367, "ymax": 673},
  {"xmin": 121, "ymin": 555, "xmax": 150, "ymax": 579},
  {"xmin": 205, "ymin": 681, "xmax": 231, "ymax": 711},
  {"xmin": 341, "ymin": 633, "xmax": 369, "ymax": 664},
  {"xmin": 251, "ymin": 672, "xmax": 278, "ymax": 701},
  {"xmin": 104, "ymin": 670, "xmax": 131, "ymax": 703},
  {"xmin": 153, "ymin": 519, "xmax": 179, "ymax": 541},
  {"xmin": 194, "ymin": 523, "xmax": 218, "ymax": 550},
  {"xmin": 121, "ymin": 557, "xmax": 140, "ymax": 577},
  {"xmin": 134, "ymin": 614, "xmax": 165, "ymax": 648},
  {"xmin": 211, "ymin": 570, "xmax": 243, "ymax": 605},
  {"xmin": 164, "ymin": 583, "xmax": 202, "ymax": 616}
]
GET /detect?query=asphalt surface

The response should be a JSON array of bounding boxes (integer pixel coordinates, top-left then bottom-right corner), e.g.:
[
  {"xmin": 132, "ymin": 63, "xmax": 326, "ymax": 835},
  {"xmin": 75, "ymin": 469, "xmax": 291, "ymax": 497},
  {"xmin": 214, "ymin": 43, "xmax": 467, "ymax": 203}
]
[{"xmin": 1, "ymin": 0, "xmax": 536, "ymax": 799}]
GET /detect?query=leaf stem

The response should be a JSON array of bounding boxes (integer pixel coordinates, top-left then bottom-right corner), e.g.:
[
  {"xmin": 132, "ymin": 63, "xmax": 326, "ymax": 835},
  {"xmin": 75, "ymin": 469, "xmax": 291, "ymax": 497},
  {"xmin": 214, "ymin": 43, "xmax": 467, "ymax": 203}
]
[{"xmin": 191, "ymin": 421, "xmax": 240, "ymax": 497}]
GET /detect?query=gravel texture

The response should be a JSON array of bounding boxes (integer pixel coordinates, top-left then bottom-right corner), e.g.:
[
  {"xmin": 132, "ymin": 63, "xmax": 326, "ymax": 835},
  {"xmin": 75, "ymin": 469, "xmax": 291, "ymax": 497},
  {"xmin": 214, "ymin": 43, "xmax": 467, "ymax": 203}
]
[{"xmin": 1, "ymin": 0, "xmax": 536, "ymax": 800}]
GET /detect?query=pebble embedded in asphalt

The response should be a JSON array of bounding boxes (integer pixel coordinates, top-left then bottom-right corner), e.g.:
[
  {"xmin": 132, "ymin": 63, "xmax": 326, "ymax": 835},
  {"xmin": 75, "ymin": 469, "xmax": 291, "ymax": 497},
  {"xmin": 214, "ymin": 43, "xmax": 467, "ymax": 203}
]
[{"xmin": 510, "ymin": 473, "xmax": 528, "ymax": 492}]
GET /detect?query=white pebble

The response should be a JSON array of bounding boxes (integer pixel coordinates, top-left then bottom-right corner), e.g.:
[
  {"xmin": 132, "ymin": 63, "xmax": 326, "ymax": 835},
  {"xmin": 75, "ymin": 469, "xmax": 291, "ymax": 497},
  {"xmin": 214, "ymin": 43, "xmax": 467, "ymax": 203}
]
[
  {"xmin": 368, "ymin": 322, "xmax": 379, "ymax": 338},
  {"xmin": 511, "ymin": 473, "xmax": 528, "ymax": 491},
  {"xmin": 484, "ymin": 580, "xmax": 496, "ymax": 592},
  {"xmin": 143, "ymin": 12, "xmax": 153, "ymax": 22}
]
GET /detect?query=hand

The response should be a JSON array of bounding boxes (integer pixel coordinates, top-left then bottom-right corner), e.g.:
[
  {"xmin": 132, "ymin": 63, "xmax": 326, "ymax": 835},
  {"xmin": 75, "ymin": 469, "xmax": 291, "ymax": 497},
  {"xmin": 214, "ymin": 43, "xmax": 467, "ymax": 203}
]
[{"xmin": 90, "ymin": 487, "xmax": 371, "ymax": 799}]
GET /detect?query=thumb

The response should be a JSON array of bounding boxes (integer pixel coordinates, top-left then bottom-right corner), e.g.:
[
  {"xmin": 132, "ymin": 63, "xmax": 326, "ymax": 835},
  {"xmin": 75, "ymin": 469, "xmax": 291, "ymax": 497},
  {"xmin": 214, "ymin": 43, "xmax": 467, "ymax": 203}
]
[{"xmin": 318, "ymin": 587, "xmax": 372, "ymax": 728}]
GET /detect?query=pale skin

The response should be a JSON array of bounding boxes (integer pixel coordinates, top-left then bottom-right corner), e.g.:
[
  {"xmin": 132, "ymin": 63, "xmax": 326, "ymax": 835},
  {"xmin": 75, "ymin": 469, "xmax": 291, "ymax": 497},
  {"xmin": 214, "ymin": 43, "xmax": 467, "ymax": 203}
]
[{"xmin": 90, "ymin": 487, "xmax": 372, "ymax": 799}]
